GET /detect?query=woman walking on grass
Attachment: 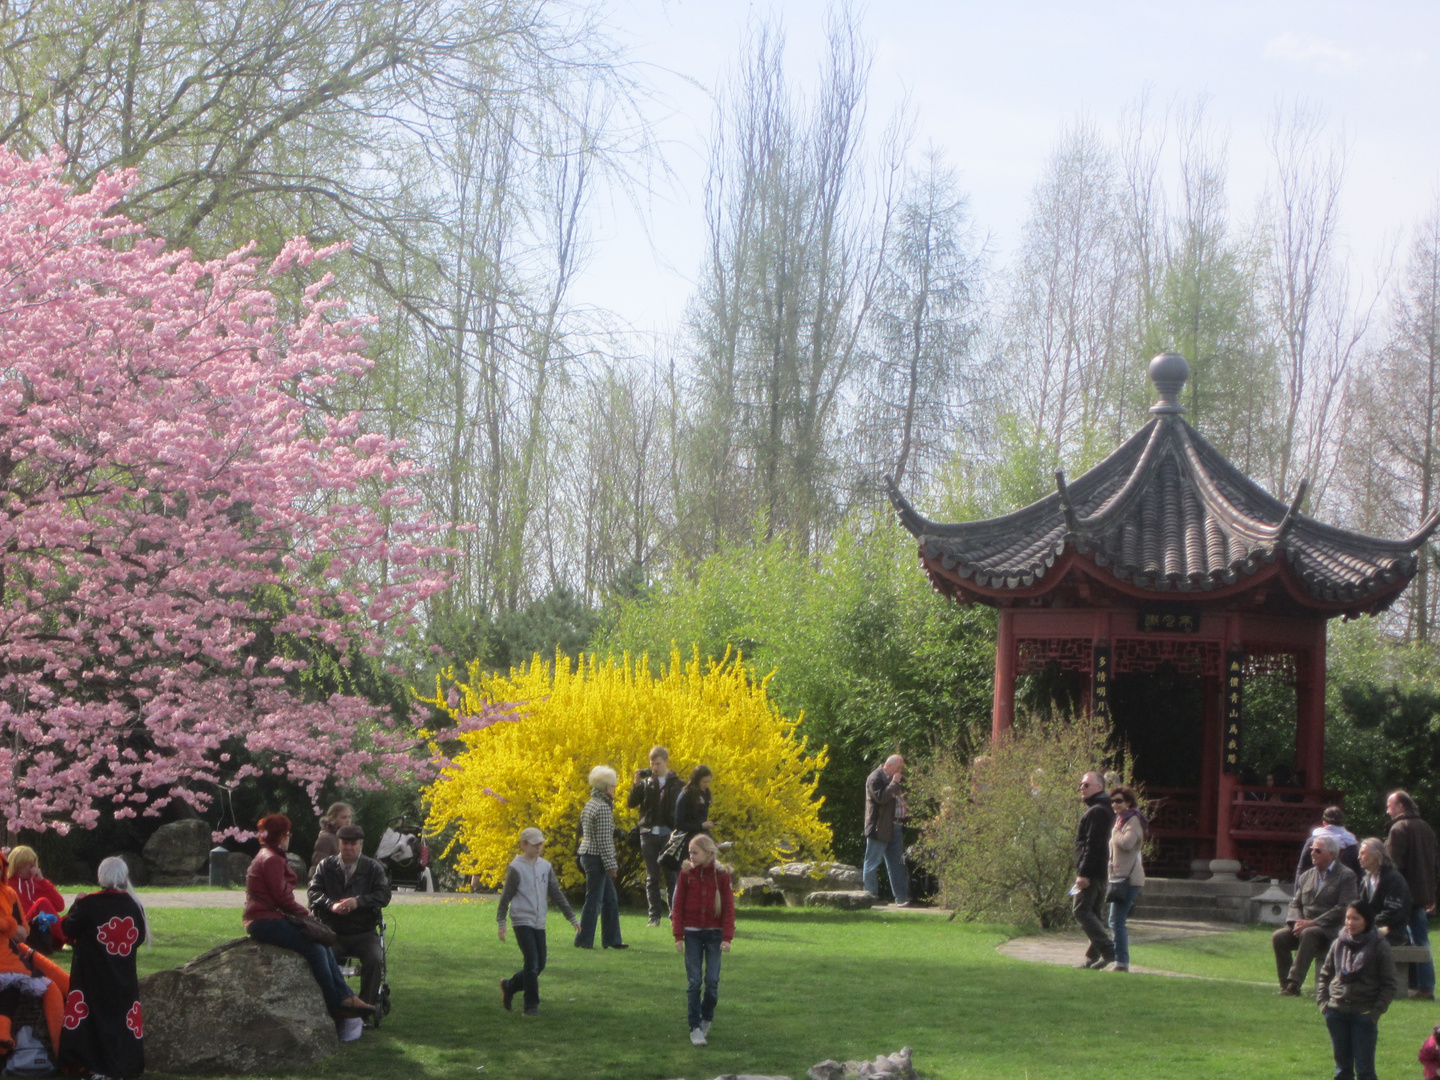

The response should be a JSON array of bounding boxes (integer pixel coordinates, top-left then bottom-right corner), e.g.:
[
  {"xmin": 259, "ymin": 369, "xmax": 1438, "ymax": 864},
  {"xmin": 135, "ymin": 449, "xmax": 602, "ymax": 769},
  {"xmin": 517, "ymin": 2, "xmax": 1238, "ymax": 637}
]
[
  {"xmin": 1106, "ymin": 786, "xmax": 1146, "ymax": 972},
  {"xmin": 671, "ymin": 833, "xmax": 734, "ymax": 1047},
  {"xmin": 1317, "ymin": 902, "xmax": 1398, "ymax": 1080},
  {"xmin": 575, "ymin": 766, "xmax": 626, "ymax": 950}
]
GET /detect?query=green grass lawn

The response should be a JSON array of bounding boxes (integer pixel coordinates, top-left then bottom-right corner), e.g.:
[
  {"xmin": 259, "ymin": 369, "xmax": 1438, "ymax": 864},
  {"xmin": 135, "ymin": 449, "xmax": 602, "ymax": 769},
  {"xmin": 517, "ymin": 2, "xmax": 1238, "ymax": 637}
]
[{"xmin": 131, "ymin": 904, "xmax": 1440, "ymax": 1079}]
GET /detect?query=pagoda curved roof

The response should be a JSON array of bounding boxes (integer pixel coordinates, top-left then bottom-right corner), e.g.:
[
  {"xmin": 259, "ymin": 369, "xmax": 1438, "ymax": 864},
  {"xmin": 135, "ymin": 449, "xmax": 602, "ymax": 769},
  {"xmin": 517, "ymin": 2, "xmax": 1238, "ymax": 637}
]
[{"xmin": 887, "ymin": 406, "xmax": 1439, "ymax": 611}]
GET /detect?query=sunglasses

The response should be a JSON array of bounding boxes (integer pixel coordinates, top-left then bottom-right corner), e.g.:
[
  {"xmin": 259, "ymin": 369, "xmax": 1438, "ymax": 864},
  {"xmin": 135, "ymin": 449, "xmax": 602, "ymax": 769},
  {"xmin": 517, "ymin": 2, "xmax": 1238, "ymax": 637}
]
[{"xmin": 1110, "ymin": 797, "xmax": 1126, "ymax": 804}]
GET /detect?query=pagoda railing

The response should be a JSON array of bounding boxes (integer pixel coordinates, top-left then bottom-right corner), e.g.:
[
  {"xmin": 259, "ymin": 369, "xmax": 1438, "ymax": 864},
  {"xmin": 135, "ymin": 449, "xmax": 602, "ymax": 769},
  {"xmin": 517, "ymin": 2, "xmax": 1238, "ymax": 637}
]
[
  {"xmin": 1230, "ymin": 786, "xmax": 1344, "ymax": 880},
  {"xmin": 1229, "ymin": 786, "xmax": 1343, "ymax": 840}
]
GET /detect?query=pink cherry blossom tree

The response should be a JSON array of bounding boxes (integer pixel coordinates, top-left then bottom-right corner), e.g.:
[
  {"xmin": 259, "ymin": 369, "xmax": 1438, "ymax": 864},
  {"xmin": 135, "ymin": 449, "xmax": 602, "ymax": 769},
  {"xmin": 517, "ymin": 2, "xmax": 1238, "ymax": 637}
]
[{"xmin": 0, "ymin": 149, "xmax": 452, "ymax": 834}]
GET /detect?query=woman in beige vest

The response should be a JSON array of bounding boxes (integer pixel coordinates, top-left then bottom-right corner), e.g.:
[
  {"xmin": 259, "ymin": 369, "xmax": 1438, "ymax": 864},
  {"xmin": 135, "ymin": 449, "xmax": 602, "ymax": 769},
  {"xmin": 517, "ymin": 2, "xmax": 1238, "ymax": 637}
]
[{"xmin": 1106, "ymin": 786, "xmax": 1147, "ymax": 972}]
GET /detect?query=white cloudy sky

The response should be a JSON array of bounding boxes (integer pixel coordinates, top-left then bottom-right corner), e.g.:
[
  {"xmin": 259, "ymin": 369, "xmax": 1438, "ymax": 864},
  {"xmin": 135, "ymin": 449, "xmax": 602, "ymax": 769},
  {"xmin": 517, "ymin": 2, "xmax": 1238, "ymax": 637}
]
[{"xmin": 572, "ymin": 0, "xmax": 1440, "ymax": 340}]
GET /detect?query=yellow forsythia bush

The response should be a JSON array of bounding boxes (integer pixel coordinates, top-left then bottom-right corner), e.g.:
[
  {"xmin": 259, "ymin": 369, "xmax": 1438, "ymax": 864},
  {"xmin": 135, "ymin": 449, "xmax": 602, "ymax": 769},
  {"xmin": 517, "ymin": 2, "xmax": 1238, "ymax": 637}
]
[{"xmin": 420, "ymin": 647, "xmax": 832, "ymax": 888}]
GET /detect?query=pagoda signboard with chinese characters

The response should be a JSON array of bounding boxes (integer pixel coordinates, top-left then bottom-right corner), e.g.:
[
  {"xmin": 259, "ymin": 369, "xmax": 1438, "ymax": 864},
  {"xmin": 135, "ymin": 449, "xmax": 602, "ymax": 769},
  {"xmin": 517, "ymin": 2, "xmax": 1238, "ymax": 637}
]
[{"xmin": 887, "ymin": 354, "xmax": 1439, "ymax": 878}]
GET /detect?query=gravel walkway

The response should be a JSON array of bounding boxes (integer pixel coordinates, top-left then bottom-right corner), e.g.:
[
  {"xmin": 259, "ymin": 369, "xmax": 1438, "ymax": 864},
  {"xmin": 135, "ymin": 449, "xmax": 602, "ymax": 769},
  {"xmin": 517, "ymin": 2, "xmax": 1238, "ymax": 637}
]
[{"xmin": 997, "ymin": 918, "xmax": 1270, "ymax": 983}]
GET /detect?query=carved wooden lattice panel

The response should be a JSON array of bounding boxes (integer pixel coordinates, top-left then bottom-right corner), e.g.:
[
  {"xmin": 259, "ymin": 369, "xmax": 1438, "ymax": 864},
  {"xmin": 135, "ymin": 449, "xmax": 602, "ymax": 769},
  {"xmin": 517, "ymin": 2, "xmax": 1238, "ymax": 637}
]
[
  {"xmin": 1015, "ymin": 637, "xmax": 1093, "ymax": 675},
  {"xmin": 1112, "ymin": 638, "xmax": 1224, "ymax": 677}
]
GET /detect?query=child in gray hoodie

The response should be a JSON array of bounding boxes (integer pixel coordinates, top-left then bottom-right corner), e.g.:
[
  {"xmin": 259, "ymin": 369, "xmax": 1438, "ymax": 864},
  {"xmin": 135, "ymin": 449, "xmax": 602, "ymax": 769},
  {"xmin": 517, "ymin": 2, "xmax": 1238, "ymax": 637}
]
[{"xmin": 496, "ymin": 827, "xmax": 580, "ymax": 1016}]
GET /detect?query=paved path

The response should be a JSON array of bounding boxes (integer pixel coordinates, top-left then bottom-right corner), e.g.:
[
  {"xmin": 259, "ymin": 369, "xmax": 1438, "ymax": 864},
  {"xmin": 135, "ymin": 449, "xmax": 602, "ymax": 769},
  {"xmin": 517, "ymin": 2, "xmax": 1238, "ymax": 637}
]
[{"xmin": 998, "ymin": 918, "xmax": 1271, "ymax": 983}]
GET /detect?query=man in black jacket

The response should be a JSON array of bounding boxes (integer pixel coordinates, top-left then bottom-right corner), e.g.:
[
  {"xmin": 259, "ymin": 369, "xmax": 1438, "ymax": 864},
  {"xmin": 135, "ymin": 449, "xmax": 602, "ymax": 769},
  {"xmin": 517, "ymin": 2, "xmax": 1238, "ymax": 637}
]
[
  {"xmin": 309, "ymin": 824, "xmax": 392, "ymax": 1009},
  {"xmin": 628, "ymin": 745, "xmax": 682, "ymax": 926},
  {"xmin": 1073, "ymin": 771, "xmax": 1115, "ymax": 968}
]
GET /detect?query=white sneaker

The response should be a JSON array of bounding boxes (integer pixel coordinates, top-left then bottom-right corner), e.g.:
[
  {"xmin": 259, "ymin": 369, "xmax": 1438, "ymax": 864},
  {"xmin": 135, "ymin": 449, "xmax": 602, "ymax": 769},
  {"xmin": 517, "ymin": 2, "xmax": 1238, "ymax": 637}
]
[
  {"xmin": 689, "ymin": 1028, "xmax": 706, "ymax": 1046},
  {"xmin": 700, "ymin": 1020, "xmax": 711, "ymax": 1036}
]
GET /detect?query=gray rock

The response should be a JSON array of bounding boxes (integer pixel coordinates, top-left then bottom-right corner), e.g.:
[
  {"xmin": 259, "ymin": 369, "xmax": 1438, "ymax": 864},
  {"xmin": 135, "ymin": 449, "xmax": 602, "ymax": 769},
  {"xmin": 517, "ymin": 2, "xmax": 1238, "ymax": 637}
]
[
  {"xmin": 226, "ymin": 850, "xmax": 254, "ymax": 887},
  {"xmin": 804, "ymin": 891, "xmax": 877, "ymax": 911},
  {"xmin": 113, "ymin": 852, "xmax": 148, "ymax": 888},
  {"xmin": 767, "ymin": 862, "xmax": 863, "ymax": 907},
  {"xmin": 139, "ymin": 937, "xmax": 339, "ymax": 1074},
  {"xmin": 142, "ymin": 819, "xmax": 212, "ymax": 875},
  {"xmin": 736, "ymin": 877, "xmax": 783, "ymax": 906},
  {"xmin": 808, "ymin": 1048, "xmax": 914, "ymax": 1080}
]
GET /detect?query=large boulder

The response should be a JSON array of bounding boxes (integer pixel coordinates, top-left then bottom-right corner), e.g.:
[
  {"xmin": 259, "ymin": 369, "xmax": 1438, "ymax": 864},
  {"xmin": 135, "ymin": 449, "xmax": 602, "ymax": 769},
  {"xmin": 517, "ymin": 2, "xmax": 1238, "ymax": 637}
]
[
  {"xmin": 142, "ymin": 819, "xmax": 211, "ymax": 876},
  {"xmin": 139, "ymin": 938, "xmax": 339, "ymax": 1074},
  {"xmin": 287, "ymin": 852, "xmax": 309, "ymax": 882},
  {"xmin": 767, "ymin": 862, "xmax": 863, "ymax": 906},
  {"xmin": 736, "ymin": 876, "xmax": 783, "ymax": 906},
  {"xmin": 114, "ymin": 852, "xmax": 149, "ymax": 888},
  {"xmin": 809, "ymin": 1048, "xmax": 915, "ymax": 1080},
  {"xmin": 225, "ymin": 850, "xmax": 254, "ymax": 887}
]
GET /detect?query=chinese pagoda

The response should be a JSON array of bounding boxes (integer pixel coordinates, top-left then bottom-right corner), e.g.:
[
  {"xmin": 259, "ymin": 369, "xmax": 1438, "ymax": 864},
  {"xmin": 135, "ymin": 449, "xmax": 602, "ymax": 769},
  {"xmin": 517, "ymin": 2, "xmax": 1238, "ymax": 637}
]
[{"xmin": 887, "ymin": 353, "xmax": 1440, "ymax": 877}]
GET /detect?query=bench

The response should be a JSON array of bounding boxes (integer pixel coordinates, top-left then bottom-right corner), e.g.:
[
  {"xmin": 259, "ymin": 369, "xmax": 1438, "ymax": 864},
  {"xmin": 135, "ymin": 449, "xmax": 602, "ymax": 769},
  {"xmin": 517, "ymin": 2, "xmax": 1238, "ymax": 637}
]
[
  {"xmin": 1311, "ymin": 942, "xmax": 1432, "ymax": 997},
  {"xmin": 1392, "ymin": 944, "xmax": 1433, "ymax": 990}
]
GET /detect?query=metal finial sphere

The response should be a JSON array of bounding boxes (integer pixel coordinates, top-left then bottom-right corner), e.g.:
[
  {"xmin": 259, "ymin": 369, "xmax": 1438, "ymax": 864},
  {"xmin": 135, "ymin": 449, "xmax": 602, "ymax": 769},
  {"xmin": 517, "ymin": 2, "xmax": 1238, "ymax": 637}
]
[{"xmin": 1149, "ymin": 353, "xmax": 1189, "ymax": 414}]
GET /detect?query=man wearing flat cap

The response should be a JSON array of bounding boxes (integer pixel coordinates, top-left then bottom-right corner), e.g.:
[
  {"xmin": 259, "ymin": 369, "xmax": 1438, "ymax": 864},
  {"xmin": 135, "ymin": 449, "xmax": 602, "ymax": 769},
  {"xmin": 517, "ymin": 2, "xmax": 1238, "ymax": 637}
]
[{"xmin": 309, "ymin": 823, "xmax": 392, "ymax": 1010}]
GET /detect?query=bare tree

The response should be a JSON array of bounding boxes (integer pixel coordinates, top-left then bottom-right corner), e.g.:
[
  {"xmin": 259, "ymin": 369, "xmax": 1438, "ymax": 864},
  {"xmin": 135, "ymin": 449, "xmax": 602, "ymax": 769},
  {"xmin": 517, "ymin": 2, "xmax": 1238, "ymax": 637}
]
[
  {"xmin": 1256, "ymin": 103, "xmax": 1380, "ymax": 507},
  {"xmin": 857, "ymin": 146, "xmax": 985, "ymax": 490},
  {"xmin": 680, "ymin": 8, "xmax": 892, "ymax": 556}
]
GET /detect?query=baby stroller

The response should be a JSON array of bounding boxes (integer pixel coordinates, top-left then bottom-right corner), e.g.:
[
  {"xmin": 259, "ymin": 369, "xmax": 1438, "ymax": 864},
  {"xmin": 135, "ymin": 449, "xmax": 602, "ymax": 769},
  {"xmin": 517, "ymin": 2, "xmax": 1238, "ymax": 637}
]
[
  {"xmin": 338, "ymin": 914, "xmax": 392, "ymax": 1029},
  {"xmin": 376, "ymin": 817, "xmax": 434, "ymax": 892}
]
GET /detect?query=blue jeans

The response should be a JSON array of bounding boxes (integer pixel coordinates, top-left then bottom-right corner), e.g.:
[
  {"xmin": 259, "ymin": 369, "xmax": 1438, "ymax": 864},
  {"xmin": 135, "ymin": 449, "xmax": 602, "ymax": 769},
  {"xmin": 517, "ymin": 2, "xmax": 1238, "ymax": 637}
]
[
  {"xmin": 247, "ymin": 917, "xmax": 351, "ymax": 1013},
  {"xmin": 862, "ymin": 832, "xmax": 908, "ymax": 904},
  {"xmin": 1107, "ymin": 883, "xmax": 1142, "ymax": 967},
  {"xmin": 684, "ymin": 928, "xmax": 723, "ymax": 1031},
  {"xmin": 1410, "ymin": 907, "xmax": 1435, "ymax": 991},
  {"xmin": 576, "ymin": 854, "xmax": 622, "ymax": 948},
  {"xmin": 504, "ymin": 926, "xmax": 546, "ymax": 1010},
  {"xmin": 1323, "ymin": 1008, "xmax": 1378, "ymax": 1080}
]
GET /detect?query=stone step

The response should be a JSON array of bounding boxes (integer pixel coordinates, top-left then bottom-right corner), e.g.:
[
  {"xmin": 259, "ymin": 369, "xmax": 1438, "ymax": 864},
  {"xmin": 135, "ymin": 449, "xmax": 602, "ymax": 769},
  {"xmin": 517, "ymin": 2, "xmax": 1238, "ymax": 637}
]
[
  {"xmin": 1142, "ymin": 878, "xmax": 1270, "ymax": 899},
  {"xmin": 1130, "ymin": 902, "xmax": 1248, "ymax": 923}
]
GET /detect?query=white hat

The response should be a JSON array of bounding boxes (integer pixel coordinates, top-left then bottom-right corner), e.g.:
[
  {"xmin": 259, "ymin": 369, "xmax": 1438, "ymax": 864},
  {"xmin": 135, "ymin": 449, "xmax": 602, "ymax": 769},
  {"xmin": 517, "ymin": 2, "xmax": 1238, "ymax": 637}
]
[{"xmin": 519, "ymin": 827, "xmax": 545, "ymax": 845}]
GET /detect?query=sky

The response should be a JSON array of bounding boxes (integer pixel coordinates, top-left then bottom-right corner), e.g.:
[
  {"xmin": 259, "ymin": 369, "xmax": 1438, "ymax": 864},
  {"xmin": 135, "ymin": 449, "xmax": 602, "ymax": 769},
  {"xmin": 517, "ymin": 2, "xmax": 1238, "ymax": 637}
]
[{"xmin": 570, "ymin": 0, "xmax": 1440, "ymax": 344}]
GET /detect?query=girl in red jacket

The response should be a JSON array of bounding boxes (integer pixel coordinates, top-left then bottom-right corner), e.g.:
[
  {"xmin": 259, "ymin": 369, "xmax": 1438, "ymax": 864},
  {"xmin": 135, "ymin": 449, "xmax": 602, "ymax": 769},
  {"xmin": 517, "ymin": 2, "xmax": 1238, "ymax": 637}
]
[{"xmin": 670, "ymin": 833, "xmax": 734, "ymax": 1046}]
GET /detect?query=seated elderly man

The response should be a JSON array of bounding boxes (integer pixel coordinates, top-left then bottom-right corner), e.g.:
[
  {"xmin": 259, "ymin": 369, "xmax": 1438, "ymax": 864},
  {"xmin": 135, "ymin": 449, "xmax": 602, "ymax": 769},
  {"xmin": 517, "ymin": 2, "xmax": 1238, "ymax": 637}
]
[
  {"xmin": 1273, "ymin": 833, "xmax": 1357, "ymax": 996},
  {"xmin": 309, "ymin": 823, "xmax": 392, "ymax": 1010}
]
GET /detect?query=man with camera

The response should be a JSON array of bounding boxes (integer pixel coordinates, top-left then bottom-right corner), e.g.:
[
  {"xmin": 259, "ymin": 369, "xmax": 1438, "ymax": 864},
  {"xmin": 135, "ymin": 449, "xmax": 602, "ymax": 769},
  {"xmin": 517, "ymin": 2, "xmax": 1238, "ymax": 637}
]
[
  {"xmin": 309, "ymin": 823, "xmax": 393, "ymax": 1010},
  {"xmin": 628, "ymin": 745, "xmax": 682, "ymax": 926}
]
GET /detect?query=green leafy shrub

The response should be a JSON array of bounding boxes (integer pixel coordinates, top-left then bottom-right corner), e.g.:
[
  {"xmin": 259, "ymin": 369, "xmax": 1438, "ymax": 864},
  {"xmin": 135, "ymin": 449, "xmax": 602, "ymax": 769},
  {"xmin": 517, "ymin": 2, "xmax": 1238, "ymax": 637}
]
[{"xmin": 914, "ymin": 713, "xmax": 1133, "ymax": 929}]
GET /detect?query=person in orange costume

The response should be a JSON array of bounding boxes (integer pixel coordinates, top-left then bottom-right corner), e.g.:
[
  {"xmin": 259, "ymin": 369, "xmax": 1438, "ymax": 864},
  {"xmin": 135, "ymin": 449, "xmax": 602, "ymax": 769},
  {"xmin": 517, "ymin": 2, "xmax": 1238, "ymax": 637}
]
[{"xmin": 0, "ymin": 850, "xmax": 68, "ymax": 1056}]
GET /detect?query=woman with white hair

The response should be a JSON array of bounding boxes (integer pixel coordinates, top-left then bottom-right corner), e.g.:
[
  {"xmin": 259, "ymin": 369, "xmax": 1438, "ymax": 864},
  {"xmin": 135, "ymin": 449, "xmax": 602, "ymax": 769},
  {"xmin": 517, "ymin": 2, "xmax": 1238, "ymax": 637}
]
[
  {"xmin": 59, "ymin": 856, "xmax": 148, "ymax": 1079},
  {"xmin": 574, "ymin": 765, "xmax": 626, "ymax": 950}
]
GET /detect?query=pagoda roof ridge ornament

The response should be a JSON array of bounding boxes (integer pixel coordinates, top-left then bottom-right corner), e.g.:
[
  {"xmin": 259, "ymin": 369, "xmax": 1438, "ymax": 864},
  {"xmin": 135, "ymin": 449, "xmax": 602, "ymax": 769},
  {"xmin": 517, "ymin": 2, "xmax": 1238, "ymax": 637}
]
[
  {"xmin": 886, "ymin": 353, "xmax": 1438, "ymax": 617},
  {"xmin": 1149, "ymin": 352, "xmax": 1188, "ymax": 414}
]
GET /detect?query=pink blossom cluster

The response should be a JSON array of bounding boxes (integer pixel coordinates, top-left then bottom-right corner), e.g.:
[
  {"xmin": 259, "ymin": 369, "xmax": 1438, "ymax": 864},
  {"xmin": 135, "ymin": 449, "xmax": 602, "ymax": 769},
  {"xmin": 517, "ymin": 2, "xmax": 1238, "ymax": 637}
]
[{"xmin": 0, "ymin": 150, "xmax": 451, "ymax": 833}]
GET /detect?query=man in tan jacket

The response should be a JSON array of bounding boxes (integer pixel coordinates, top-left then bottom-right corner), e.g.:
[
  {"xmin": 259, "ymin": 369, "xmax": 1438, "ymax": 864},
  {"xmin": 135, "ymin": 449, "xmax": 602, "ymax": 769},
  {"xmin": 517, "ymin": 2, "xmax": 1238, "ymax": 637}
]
[{"xmin": 1273, "ymin": 834, "xmax": 1357, "ymax": 995}]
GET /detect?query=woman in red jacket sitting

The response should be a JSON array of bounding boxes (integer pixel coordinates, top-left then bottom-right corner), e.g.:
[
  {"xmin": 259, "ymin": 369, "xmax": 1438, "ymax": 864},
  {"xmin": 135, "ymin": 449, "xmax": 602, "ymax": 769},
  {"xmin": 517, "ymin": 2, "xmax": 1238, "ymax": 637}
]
[
  {"xmin": 670, "ymin": 833, "xmax": 735, "ymax": 1047},
  {"xmin": 243, "ymin": 814, "xmax": 372, "ymax": 1020},
  {"xmin": 7, "ymin": 847, "xmax": 67, "ymax": 952}
]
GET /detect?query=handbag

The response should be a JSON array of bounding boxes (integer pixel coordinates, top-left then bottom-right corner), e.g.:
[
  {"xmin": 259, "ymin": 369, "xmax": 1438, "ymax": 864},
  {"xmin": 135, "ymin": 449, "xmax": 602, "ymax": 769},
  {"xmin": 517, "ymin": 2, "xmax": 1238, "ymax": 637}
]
[
  {"xmin": 287, "ymin": 912, "xmax": 337, "ymax": 947},
  {"xmin": 659, "ymin": 829, "xmax": 690, "ymax": 872},
  {"xmin": 1104, "ymin": 879, "xmax": 1129, "ymax": 905}
]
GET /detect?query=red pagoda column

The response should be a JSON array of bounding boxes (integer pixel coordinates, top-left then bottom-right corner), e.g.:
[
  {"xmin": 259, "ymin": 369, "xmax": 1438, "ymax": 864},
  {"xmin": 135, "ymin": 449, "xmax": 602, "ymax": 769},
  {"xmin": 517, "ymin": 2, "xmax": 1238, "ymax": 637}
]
[
  {"xmin": 1294, "ymin": 621, "xmax": 1328, "ymax": 791},
  {"xmin": 992, "ymin": 607, "xmax": 1016, "ymax": 741}
]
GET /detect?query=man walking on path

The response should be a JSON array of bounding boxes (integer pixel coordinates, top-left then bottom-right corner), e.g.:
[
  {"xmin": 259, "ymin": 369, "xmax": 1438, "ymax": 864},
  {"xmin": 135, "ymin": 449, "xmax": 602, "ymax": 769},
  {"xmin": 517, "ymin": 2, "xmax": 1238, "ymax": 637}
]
[
  {"xmin": 863, "ymin": 755, "xmax": 910, "ymax": 907},
  {"xmin": 628, "ymin": 745, "xmax": 681, "ymax": 926},
  {"xmin": 1272, "ymin": 833, "xmax": 1356, "ymax": 995},
  {"xmin": 1073, "ymin": 771, "xmax": 1114, "ymax": 968},
  {"xmin": 1386, "ymin": 789, "xmax": 1440, "ymax": 999}
]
